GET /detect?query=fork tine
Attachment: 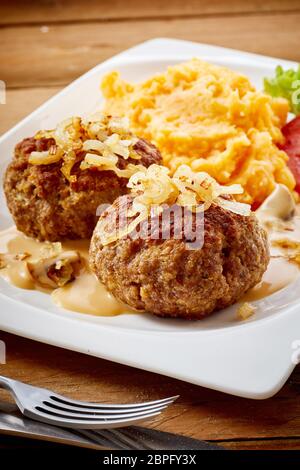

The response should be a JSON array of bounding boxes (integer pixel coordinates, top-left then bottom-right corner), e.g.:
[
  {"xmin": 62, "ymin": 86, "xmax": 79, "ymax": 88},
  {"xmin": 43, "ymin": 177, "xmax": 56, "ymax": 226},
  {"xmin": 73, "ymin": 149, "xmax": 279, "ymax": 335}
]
[
  {"xmin": 25, "ymin": 408, "xmax": 162, "ymax": 429},
  {"xmin": 48, "ymin": 394, "xmax": 179, "ymax": 410},
  {"xmin": 42, "ymin": 400, "xmax": 172, "ymax": 416},
  {"xmin": 1, "ymin": 375, "xmax": 178, "ymax": 430},
  {"xmin": 44, "ymin": 395, "xmax": 178, "ymax": 414},
  {"xmin": 34, "ymin": 402, "xmax": 170, "ymax": 421}
]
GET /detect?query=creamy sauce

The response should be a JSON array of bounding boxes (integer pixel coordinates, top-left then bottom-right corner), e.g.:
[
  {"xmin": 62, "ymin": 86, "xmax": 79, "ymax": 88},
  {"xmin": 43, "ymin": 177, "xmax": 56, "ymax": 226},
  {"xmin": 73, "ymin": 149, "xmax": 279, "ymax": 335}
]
[
  {"xmin": 243, "ymin": 184, "xmax": 300, "ymax": 302},
  {"xmin": 52, "ymin": 272, "xmax": 127, "ymax": 316},
  {"xmin": 0, "ymin": 227, "xmax": 130, "ymax": 316},
  {"xmin": 0, "ymin": 183, "xmax": 300, "ymax": 318},
  {"xmin": 242, "ymin": 257, "xmax": 299, "ymax": 302},
  {"xmin": 0, "ymin": 227, "xmax": 45, "ymax": 290}
]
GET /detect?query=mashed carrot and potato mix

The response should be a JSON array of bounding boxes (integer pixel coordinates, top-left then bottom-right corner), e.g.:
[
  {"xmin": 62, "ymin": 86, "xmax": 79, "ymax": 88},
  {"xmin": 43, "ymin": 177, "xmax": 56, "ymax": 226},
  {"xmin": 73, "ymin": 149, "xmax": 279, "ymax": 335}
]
[{"xmin": 101, "ymin": 58, "xmax": 295, "ymax": 206}]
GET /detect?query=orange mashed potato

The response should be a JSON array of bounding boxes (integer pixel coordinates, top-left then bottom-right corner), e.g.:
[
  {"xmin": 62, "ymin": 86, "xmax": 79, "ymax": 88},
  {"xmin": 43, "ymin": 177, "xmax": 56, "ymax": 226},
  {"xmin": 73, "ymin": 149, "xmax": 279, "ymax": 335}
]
[{"xmin": 101, "ymin": 59, "xmax": 295, "ymax": 206}]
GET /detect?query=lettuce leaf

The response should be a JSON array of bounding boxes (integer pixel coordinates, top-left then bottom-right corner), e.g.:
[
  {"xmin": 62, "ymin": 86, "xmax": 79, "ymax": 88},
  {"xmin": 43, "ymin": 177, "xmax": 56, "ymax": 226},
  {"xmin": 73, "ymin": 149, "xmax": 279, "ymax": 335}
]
[{"xmin": 264, "ymin": 65, "xmax": 300, "ymax": 115}]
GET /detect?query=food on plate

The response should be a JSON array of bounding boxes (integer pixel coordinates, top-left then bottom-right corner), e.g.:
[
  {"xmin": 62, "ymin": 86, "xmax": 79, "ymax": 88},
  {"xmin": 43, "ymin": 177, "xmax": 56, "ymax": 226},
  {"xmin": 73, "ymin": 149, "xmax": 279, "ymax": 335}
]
[
  {"xmin": 248, "ymin": 184, "xmax": 300, "ymax": 303},
  {"xmin": 101, "ymin": 58, "xmax": 295, "ymax": 206},
  {"xmin": 264, "ymin": 67, "xmax": 300, "ymax": 193},
  {"xmin": 278, "ymin": 116, "xmax": 300, "ymax": 193},
  {"xmin": 255, "ymin": 183, "xmax": 296, "ymax": 225},
  {"xmin": 0, "ymin": 231, "xmax": 84, "ymax": 290},
  {"xmin": 2, "ymin": 56, "xmax": 300, "ymax": 322},
  {"xmin": 0, "ymin": 251, "xmax": 30, "ymax": 268},
  {"xmin": 0, "ymin": 226, "xmax": 127, "ymax": 315},
  {"xmin": 264, "ymin": 65, "xmax": 300, "ymax": 115},
  {"xmin": 271, "ymin": 238, "xmax": 300, "ymax": 266},
  {"xmin": 90, "ymin": 165, "xmax": 269, "ymax": 319},
  {"xmin": 237, "ymin": 302, "xmax": 256, "ymax": 320},
  {"xmin": 3, "ymin": 114, "xmax": 162, "ymax": 241},
  {"xmin": 26, "ymin": 250, "xmax": 83, "ymax": 289}
]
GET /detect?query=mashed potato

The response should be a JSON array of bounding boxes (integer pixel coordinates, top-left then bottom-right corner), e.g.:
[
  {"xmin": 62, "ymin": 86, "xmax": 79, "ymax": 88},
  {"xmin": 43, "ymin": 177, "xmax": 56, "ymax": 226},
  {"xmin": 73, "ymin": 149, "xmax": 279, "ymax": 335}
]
[{"xmin": 101, "ymin": 59, "xmax": 295, "ymax": 206}]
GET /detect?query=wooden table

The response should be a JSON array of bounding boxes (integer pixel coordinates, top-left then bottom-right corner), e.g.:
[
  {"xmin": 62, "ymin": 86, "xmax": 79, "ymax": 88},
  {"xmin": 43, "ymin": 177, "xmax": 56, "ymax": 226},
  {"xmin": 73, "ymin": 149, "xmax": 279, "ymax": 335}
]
[{"xmin": 0, "ymin": 0, "xmax": 300, "ymax": 450}]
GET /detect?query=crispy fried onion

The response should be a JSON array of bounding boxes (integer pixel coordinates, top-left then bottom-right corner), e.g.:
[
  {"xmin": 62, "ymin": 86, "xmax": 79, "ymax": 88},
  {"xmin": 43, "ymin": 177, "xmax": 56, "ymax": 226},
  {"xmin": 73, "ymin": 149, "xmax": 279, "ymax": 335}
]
[
  {"xmin": 29, "ymin": 114, "xmax": 142, "ymax": 182},
  {"xmin": 99, "ymin": 164, "xmax": 251, "ymax": 245},
  {"xmin": 237, "ymin": 302, "xmax": 256, "ymax": 320}
]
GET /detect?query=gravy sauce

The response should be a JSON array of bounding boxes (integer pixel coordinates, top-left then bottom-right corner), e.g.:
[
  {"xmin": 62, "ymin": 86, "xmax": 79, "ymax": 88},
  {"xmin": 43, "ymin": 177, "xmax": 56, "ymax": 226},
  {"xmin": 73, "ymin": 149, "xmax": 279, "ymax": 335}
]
[
  {"xmin": 244, "ymin": 184, "xmax": 300, "ymax": 302},
  {"xmin": 0, "ymin": 183, "xmax": 299, "ymax": 317},
  {"xmin": 0, "ymin": 227, "xmax": 129, "ymax": 316}
]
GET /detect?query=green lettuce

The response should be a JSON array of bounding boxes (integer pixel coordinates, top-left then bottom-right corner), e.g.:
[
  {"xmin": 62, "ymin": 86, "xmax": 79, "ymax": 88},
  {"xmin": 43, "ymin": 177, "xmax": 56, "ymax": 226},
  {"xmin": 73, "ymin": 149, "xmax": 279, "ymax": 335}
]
[{"xmin": 264, "ymin": 65, "xmax": 300, "ymax": 115}]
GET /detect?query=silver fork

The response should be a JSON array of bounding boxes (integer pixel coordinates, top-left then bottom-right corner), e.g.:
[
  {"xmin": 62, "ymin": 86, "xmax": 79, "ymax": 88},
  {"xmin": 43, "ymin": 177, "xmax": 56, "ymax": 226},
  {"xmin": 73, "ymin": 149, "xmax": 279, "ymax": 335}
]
[{"xmin": 0, "ymin": 375, "xmax": 178, "ymax": 429}]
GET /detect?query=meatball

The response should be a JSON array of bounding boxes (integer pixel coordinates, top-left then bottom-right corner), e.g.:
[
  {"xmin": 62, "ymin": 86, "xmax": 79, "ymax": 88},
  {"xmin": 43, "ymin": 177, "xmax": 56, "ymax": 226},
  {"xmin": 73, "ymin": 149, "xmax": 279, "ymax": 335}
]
[
  {"xmin": 4, "ymin": 137, "xmax": 162, "ymax": 241},
  {"xmin": 90, "ymin": 195, "xmax": 269, "ymax": 319}
]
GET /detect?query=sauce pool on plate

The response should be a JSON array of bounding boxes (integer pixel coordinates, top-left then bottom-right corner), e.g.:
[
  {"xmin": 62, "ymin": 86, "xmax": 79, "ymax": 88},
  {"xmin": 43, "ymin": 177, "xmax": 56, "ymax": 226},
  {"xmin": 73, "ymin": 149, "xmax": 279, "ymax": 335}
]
[
  {"xmin": 0, "ymin": 226, "xmax": 132, "ymax": 316},
  {"xmin": 0, "ymin": 184, "xmax": 299, "ymax": 318}
]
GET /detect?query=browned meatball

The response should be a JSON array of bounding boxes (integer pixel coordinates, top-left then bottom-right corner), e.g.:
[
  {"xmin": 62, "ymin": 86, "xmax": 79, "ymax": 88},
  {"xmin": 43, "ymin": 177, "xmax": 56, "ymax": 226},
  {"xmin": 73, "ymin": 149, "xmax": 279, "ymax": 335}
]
[
  {"xmin": 90, "ymin": 195, "xmax": 270, "ymax": 319},
  {"xmin": 3, "ymin": 137, "xmax": 162, "ymax": 241}
]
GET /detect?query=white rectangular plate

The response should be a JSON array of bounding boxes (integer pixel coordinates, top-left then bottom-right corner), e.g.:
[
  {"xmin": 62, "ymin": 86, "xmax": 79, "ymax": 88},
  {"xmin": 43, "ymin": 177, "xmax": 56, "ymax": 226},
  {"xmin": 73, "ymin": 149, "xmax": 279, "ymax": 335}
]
[{"xmin": 1, "ymin": 38, "xmax": 300, "ymax": 399}]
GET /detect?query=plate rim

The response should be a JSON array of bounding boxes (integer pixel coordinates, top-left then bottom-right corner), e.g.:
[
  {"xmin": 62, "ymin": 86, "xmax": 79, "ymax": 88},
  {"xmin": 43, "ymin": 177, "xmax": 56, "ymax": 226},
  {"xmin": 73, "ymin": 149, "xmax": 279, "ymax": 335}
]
[{"xmin": 0, "ymin": 37, "xmax": 299, "ymax": 399}]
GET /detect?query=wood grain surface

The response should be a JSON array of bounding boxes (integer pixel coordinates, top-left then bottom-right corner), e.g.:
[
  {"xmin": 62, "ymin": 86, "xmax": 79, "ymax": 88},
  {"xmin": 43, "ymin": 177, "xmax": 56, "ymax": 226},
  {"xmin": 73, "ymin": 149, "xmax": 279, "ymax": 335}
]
[
  {"xmin": 1, "ymin": 12, "xmax": 300, "ymax": 90},
  {"xmin": 1, "ymin": 332, "xmax": 300, "ymax": 450},
  {"xmin": 0, "ymin": 0, "xmax": 300, "ymax": 451},
  {"xmin": 1, "ymin": 0, "xmax": 300, "ymax": 24}
]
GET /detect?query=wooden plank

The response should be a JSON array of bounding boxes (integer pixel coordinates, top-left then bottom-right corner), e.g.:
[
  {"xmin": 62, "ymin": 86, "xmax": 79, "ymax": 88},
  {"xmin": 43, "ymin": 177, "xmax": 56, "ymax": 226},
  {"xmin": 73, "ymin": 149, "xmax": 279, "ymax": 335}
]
[
  {"xmin": 0, "ymin": 332, "xmax": 300, "ymax": 442},
  {"xmin": 0, "ymin": 86, "xmax": 61, "ymax": 136},
  {"xmin": 1, "ymin": 12, "xmax": 299, "ymax": 89},
  {"xmin": 221, "ymin": 439, "xmax": 300, "ymax": 450},
  {"xmin": 1, "ymin": 0, "xmax": 300, "ymax": 25}
]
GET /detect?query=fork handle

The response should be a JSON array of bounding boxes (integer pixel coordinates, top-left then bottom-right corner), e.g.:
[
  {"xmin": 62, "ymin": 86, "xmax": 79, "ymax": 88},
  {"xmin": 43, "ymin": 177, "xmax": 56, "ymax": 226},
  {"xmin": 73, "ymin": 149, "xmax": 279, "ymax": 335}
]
[{"xmin": 0, "ymin": 375, "xmax": 14, "ymax": 392}]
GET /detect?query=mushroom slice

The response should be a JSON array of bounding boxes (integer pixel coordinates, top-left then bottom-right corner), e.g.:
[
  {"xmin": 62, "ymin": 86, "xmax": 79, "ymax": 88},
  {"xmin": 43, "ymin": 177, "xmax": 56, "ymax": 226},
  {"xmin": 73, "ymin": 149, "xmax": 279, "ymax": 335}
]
[{"xmin": 27, "ymin": 251, "xmax": 83, "ymax": 289}]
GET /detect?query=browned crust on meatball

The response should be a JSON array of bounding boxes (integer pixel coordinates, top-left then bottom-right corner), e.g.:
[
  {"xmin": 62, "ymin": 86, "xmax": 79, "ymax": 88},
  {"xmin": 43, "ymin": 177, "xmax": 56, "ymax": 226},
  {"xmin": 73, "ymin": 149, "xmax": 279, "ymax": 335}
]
[
  {"xmin": 3, "ymin": 137, "xmax": 162, "ymax": 241},
  {"xmin": 89, "ymin": 195, "xmax": 270, "ymax": 319}
]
